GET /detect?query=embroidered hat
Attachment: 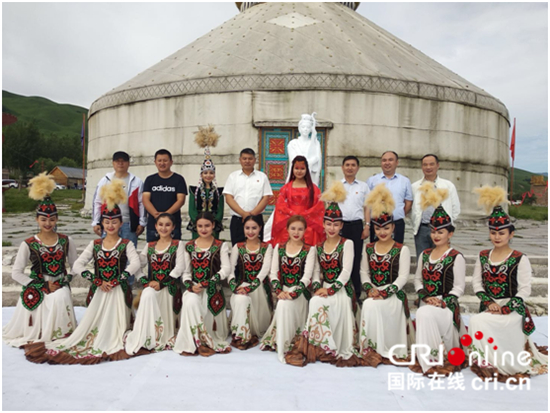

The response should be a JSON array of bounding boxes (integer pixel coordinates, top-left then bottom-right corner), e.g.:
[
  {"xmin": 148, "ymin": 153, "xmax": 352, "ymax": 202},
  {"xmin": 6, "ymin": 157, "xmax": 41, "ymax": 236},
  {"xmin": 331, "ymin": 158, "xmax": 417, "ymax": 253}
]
[
  {"xmin": 28, "ymin": 173, "xmax": 57, "ymax": 217},
  {"xmin": 418, "ymin": 181, "xmax": 452, "ymax": 230},
  {"xmin": 320, "ymin": 181, "xmax": 347, "ymax": 221},
  {"xmin": 194, "ymin": 125, "xmax": 220, "ymax": 174},
  {"xmin": 473, "ymin": 185, "xmax": 512, "ymax": 231},
  {"xmin": 99, "ymin": 179, "xmax": 127, "ymax": 221},
  {"xmin": 430, "ymin": 205, "xmax": 453, "ymax": 230},
  {"xmin": 365, "ymin": 183, "xmax": 395, "ymax": 227}
]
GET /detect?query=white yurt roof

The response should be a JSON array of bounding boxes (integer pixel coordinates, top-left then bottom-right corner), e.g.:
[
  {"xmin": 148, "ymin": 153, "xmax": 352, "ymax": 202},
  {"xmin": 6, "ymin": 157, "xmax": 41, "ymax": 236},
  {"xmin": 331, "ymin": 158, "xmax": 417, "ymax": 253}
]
[{"xmin": 90, "ymin": 2, "xmax": 508, "ymax": 121}]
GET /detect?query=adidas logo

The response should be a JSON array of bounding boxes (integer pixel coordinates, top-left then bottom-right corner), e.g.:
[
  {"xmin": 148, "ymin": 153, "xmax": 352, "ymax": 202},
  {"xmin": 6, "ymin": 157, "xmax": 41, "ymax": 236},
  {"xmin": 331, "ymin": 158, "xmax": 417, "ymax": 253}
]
[{"xmin": 152, "ymin": 186, "xmax": 176, "ymax": 192}]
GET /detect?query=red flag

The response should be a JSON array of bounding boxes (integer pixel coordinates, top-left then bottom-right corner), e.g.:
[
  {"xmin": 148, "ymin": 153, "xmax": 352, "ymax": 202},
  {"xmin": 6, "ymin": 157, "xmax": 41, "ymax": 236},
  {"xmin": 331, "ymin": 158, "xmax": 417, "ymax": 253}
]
[{"xmin": 510, "ymin": 118, "xmax": 516, "ymax": 161}]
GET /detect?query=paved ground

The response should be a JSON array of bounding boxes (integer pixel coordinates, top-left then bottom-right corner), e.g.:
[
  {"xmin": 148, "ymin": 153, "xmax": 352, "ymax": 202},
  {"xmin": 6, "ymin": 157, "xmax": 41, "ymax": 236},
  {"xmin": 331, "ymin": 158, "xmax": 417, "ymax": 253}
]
[{"xmin": 2, "ymin": 212, "xmax": 548, "ymax": 257}]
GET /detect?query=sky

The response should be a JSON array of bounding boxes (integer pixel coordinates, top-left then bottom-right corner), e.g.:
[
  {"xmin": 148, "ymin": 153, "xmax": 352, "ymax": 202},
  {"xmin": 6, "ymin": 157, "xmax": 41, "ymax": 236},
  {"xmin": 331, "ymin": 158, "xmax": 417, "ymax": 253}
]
[{"xmin": 2, "ymin": 1, "xmax": 548, "ymax": 173}]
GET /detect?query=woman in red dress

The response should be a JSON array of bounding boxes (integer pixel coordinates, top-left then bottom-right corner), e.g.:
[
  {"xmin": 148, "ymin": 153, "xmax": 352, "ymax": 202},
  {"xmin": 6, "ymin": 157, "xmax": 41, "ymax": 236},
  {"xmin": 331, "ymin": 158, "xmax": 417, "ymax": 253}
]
[{"xmin": 270, "ymin": 156, "xmax": 325, "ymax": 247}]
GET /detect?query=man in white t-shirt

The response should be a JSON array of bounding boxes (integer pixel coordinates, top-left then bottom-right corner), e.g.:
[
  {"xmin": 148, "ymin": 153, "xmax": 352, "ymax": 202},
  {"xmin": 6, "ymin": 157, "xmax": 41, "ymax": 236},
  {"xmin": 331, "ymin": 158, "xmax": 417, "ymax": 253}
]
[{"xmin": 223, "ymin": 148, "xmax": 273, "ymax": 245}]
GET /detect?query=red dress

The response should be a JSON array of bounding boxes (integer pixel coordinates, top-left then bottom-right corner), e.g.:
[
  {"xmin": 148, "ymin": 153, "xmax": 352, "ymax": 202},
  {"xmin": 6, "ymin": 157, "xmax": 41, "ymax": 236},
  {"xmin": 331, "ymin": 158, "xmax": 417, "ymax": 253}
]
[{"xmin": 270, "ymin": 182, "xmax": 326, "ymax": 247}]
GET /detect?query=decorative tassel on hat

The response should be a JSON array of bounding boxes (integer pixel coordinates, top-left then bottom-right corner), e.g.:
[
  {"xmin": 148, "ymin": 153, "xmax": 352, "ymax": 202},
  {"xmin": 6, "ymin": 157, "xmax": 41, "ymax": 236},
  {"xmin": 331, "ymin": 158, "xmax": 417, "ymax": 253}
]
[
  {"xmin": 194, "ymin": 125, "xmax": 220, "ymax": 174},
  {"xmin": 473, "ymin": 185, "xmax": 512, "ymax": 231},
  {"xmin": 99, "ymin": 179, "xmax": 127, "ymax": 220},
  {"xmin": 419, "ymin": 181, "xmax": 452, "ymax": 230},
  {"xmin": 28, "ymin": 172, "xmax": 57, "ymax": 217},
  {"xmin": 320, "ymin": 181, "xmax": 347, "ymax": 221},
  {"xmin": 365, "ymin": 183, "xmax": 395, "ymax": 227}
]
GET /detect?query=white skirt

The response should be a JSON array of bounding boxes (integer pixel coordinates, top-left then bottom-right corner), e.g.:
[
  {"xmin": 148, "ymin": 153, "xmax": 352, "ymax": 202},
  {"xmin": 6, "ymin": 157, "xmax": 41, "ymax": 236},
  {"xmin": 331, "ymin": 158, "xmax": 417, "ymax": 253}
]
[
  {"xmin": 172, "ymin": 289, "xmax": 230, "ymax": 354},
  {"xmin": 360, "ymin": 292, "xmax": 415, "ymax": 359},
  {"xmin": 304, "ymin": 288, "xmax": 357, "ymax": 360},
  {"xmin": 124, "ymin": 287, "xmax": 177, "ymax": 355},
  {"xmin": 415, "ymin": 300, "xmax": 466, "ymax": 373},
  {"xmin": 230, "ymin": 286, "xmax": 272, "ymax": 344},
  {"xmin": 3, "ymin": 286, "xmax": 76, "ymax": 348},
  {"xmin": 469, "ymin": 301, "xmax": 548, "ymax": 377},
  {"xmin": 46, "ymin": 287, "xmax": 130, "ymax": 359},
  {"xmin": 260, "ymin": 292, "xmax": 308, "ymax": 363}
]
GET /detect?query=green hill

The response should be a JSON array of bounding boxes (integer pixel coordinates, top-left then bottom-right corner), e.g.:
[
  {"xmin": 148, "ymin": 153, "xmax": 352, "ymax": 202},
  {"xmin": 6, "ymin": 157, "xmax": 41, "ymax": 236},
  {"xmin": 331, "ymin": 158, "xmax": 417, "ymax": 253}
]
[
  {"xmin": 2, "ymin": 90, "xmax": 88, "ymax": 139},
  {"xmin": 509, "ymin": 167, "xmax": 547, "ymax": 198}
]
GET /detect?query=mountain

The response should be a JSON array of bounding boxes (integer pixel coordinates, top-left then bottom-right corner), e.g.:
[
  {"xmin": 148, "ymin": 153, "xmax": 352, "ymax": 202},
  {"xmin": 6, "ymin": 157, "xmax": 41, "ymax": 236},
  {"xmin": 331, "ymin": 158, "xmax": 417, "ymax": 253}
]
[{"xmin": 2, "ymin": 90, "xmax": 88, "ymax": 139}]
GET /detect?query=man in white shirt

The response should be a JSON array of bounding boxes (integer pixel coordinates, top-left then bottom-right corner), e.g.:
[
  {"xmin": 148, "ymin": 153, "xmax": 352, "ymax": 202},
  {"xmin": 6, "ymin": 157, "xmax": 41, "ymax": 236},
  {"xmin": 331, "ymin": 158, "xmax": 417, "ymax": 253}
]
[
  {"xmin": 339, "ymin": 156, "xmax": 371, "ymax": 301},
  {"xmin": 411, "ymin": 154, "xmax": 461, "ymax": 258},
  {"xmin": 366, "ymin": 151, "xmax": 413, "ymax": 244},
  {"xmin": 223, "ymin": 148, "xmax": 273, "ymax": 245}
]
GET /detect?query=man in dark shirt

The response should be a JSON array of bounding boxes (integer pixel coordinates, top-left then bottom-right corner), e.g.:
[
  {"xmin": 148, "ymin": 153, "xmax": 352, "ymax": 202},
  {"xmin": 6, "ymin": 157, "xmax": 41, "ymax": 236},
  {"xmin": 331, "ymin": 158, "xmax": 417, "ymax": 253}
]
[{"xmin": 143, "ymin": 149, "xmax": 188, "ymax": 241}]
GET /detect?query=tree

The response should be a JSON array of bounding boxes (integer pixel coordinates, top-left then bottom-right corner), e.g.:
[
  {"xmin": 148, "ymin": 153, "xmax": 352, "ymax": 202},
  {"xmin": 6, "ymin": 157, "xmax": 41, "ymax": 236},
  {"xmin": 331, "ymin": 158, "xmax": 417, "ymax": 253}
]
[
  {"xmin": 3, "ymin": 121, "xmax": 43, "ymax": 189},
  {"xmin": 58, "ymin": 157, "xmax": 78, "ymax": 168}
]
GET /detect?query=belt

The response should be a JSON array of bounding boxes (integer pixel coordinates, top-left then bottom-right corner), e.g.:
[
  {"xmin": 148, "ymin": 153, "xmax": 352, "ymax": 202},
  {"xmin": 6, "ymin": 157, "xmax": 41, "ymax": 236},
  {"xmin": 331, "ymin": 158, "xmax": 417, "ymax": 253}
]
[{"xmin": 343, "ymin": 220, "xmax": 363, "ymax": 225}]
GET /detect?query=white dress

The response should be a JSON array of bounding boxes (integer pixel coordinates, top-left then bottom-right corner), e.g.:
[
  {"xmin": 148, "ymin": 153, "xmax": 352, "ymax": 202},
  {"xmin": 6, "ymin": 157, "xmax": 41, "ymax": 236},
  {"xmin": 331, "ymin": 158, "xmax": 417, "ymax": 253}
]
[
  {"xmin": 301, "ymin": 238, "xmax": 359, "ymax": 364},
  {"xmin": 469, "ymin": 250, "xmax": 548, "ymax": 377},
  {"xmin": 124, "ymin": 240, "xmax": 183, "ymax": 355},
  {"xmin": 44, "ymin": 238, "xmax": 141, "ymax": 363},
  {"xmin": 172, "ymin": 240, "xmax": 232, "ymax": 355},
  {"xmin": 414, "ymin": 248, "xmax": 466, "ymax": 373},
  {"xmin": 228, "ymin": 242, "xmax": 273, "ymax": 348},
  {"xmin": 359, "ymin": 243, "xmax": 415, "ymax": 360},
  {"xmin": 3, "ymin": 234, "xmax": 77, "ymax": 348},
  {"xmin": 260, "ymin": 243, "xmax": 316, "ymax": 363}
]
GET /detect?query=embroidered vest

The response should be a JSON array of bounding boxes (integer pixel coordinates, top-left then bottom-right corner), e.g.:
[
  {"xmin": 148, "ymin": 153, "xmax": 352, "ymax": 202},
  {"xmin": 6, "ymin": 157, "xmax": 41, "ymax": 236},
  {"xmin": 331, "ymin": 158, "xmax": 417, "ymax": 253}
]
[
  {"xmin": 421, "ymin": 248, "xmax": 461, "ymax": 297},
  {"xmin": 278, "ymin": 243, "xmax": 311, "ymax": 288},
  {"xmin": 479, "ymin": 250, "xmax": 523, "ymax": 299},
  {"xmin": 235, "ymin": 242, "xmax": 269, "ymax": 285},
  {"xmin": 365, "ymin": 242, "xmax": 403, "ymax": 287},
  {"xmin": 185, "ymin": 239, "xmax": 222, "ymax": 283},
  {"xmin": 316, "ymin": 238, "xmax": 354, "ymax": 298},
  {"xmin": 24, "ymin": 234, "xmax": 69, "ymax": 280}
]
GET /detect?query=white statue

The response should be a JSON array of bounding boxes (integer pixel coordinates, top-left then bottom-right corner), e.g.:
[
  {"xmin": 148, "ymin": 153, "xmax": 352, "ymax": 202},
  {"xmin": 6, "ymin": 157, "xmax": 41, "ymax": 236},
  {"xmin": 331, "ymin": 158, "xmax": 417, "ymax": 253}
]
[{"xmin": 287, "ymin": 112, "xmax": 322, "ymax": 185}]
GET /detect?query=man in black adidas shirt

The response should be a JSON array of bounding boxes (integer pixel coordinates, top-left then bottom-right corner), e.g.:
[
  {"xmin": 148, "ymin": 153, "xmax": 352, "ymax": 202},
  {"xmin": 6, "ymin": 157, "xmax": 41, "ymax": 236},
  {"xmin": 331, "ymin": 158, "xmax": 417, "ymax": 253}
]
[{"xmin": 143, "ymin": 149, "xmax": 188, "ymax": 241}]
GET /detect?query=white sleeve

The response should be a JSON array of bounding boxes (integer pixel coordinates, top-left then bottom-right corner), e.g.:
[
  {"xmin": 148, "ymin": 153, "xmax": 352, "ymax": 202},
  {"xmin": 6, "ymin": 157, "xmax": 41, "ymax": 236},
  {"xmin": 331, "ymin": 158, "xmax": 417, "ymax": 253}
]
[
  {"xmin": 262, "ymin": 173, "xmax": 274, "ymax": 196},
  {"xmin": 450, "ymin": 183, "xmax": 461, "ymax": 222},
  {"xmin": 472, "ymin": 255, "xmax": 484, "ymax": 294},
  {"xmin": 269, "ymin": 244, "xmax": 280, "ymax": 283},
  {"xmin": 217, "ymin": 242, "xmax": 231, "ymax": 281},
  {"xmin": 222, "ymin": 173, "xmax": 234, "ymax": 195},
  {"xmin": 66, "ymin": 237, "xmax": 79, "ymax": 276},
  {"xmin": 359, "ymin": 247, "xmax": 371, "ymax": 287},
  {"xmin": 124, "ymin": 242, "xmax": 141, "ymax": 276},
  {"xmin": 170, "ymin": 242, "xmax": 186, "ymax": 279},
  {"xmin": 73, "ymin": 241, "xmax": 95, "ymax": 277},
  {"xmin": 449, "ymin": 254, "xmax": 466, "ymax": 298},
  {"xmin": 257, "ymin": 244, "xmax": 273, "ymax": 283},
  {"xmin": 11, "ymin": 242, "xmax": 32, "ymax": 286},
  {"xmin": 336, "ymin": 240, "xmax": 354, "ymax": 286},
  {"xmin": 135, "ymin": 244, "xmax": 149, "ymax": 281},
  {"xmin": 393, "ymin": 245, "xmax": 411, "ymax": 291},
  {"xmin": 414, "ymin": 252, "xmax": 424, "ymax": 292},
  {"xmin": 516, "ymin": 255, "xmax": 532, "ymax": 300},
  {"xmin": 302, "ymin": 246, "xmax": 317, "ymax": 288},
  {"xmin": 228, "ymin": 243, "xmax": 239, "ymax": 283},
  {"xmin": 137, "ymin": 180, "xmax": 147, "ymax": 227},
  {"xmin": 91, "ymin": 178, "xmax": 106, "ymax": 226}
]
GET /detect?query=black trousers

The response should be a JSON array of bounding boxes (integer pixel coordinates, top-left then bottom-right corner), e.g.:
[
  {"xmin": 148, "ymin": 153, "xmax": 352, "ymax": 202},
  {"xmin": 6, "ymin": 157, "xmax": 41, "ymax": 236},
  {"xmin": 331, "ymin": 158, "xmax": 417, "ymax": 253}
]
[
  {"xmin": 370, "ymin": 218, "xmax": 405, "ymax": 244},
  {"xmin": 341, "ymin": 220, "xmax": 364, "ymax": 300},
  {"xmin": 230, "ymin": 215, "xmax": 265, "ymax": 246}
]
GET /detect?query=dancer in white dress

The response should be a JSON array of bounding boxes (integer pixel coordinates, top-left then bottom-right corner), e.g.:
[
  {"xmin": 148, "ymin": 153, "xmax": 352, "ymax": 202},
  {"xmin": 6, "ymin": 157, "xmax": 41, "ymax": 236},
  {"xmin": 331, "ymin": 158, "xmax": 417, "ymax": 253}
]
[
  {"xmin": 260, "ymin": 215, "xmax": 316, "ymax": 363},
  {"xmin": 229, "ymin": 215, "xmax": 273, "ymax": 349},
  {"xmin": 359, "ymin": 184, "xmax": 415, "ymax": 366},
  {"xmin": 286, "ymin": 181, "xmax": 362, "ymax": 367},
  {"xmin": 4, "ymin": 173, "xmax": 77, "ymax": 355},
  {"xmin": 172, "ymin": 212, "xmax": 232, "ymax": 356},
  {"xmin": 29, "ymin": 180, "xmax": 141, "ymax": 364},
  {"xmin": 412, "ymin": 184, "xmax": 466, "ymax": 375},
  {"xmin": 468, "ymin": 186, "xmax": 548, "ymax": 382},
  {"xmin": 125, "ymin": 213, "xmax": 183, "ymax": 355}
]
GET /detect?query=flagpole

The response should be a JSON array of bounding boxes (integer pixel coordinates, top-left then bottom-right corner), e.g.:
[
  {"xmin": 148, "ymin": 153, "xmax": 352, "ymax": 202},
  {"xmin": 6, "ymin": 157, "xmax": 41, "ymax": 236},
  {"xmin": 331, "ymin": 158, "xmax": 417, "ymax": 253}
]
[
  {"xmin": 509, "ymin": 118, "xmax": 516, "ymax": 202},
  {"xmin": 81, "ymin": 113, "xmax": 86, "ymax": 201}
]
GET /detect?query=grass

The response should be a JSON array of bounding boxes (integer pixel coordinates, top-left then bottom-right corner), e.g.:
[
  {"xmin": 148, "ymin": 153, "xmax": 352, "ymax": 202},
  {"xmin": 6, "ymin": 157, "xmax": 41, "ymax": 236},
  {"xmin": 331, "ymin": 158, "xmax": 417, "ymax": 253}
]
[
  {"xmin": 509, "ymin": 205, "xmax": 548, "ymax": 221},
  {"xmin": 3, "ymin": 189, "xmax": 84, "ymax": 213},
  {"xmin": 2, "ymin": 241, "xmax": 13, "ymax": 246}
]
